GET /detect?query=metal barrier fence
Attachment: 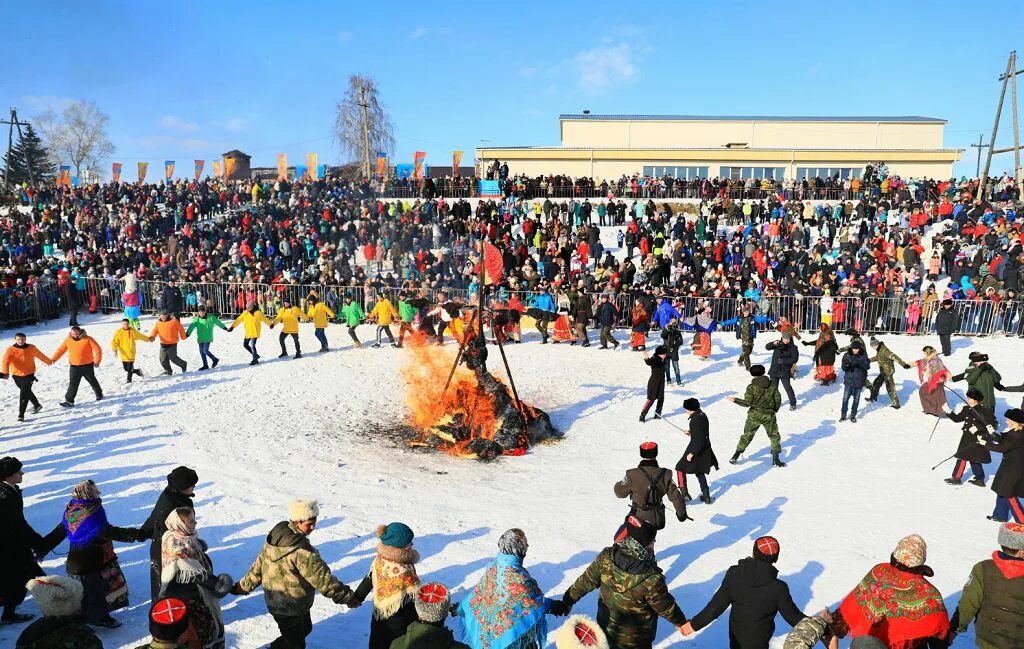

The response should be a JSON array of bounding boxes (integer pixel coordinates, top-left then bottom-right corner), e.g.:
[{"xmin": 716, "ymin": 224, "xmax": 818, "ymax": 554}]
[{"xmin": 74, "ymin": 277, "xmax": 1024, "ymax": 338}]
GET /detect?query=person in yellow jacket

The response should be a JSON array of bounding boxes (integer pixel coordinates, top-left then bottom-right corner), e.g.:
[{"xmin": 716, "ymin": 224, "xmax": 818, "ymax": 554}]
[
  {"xmin": 111, "ymin": 318, "xmax": 151, "ymax": 383},
  {"xmin": 1, "ymin": 332, "xmax": 53, "ymax": 421},
  {"xmin": 229, "ymin": 302, "xmax": 273, "ymax": 365},
  {"xmin": 306, "ymin": 293, "xmax": 335, "ymax": 353},
  {"xmin": 272, "ymin": 298, "xmax": 306, "ymax": 359},
  {"xmin": 368, "ymin": 292, "xmax": 399, "ymax": 348},
  {"xmin": 148, "ymin": 310, "xmax": 189, "ymax": 375}
]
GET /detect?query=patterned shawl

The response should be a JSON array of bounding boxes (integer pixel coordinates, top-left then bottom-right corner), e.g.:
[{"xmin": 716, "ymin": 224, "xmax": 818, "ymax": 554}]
[
  {"xmin": 160, "ymin": 509, "xmax": 212, "ymax": 587},
  {"xmin": 917, "ymin": 357, "xmax": 949, "ymax": 392},
  {"xmin": 63, "ymin": 498, "xmax": 108, "ymax": 548},
  {"xmin": 370, "ymin": 543, "xmax": 421, "ymax": 620},
  {"xmin": 838, "ymin": 562, "xmax": 949, "ymax": 649},
  {"xmin": 459, "ymin": 553, "xmax": 550, "ymax": 649}
]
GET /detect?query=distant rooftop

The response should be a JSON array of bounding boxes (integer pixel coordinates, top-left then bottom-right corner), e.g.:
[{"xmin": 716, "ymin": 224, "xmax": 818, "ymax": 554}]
[{"xmin": 559, "ymin": 114, "xmax": 946, "ymax": 124}]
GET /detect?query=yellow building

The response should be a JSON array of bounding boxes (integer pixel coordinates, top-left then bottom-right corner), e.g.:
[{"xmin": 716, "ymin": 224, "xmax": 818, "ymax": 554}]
[{"xmin": 477, "ymin": 114, "xmax": 962, "ymax": 181}]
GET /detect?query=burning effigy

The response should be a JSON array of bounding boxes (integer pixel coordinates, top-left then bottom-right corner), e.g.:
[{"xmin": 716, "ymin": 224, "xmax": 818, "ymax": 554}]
[{"xmin": 401, "ymin": 330, "xmax": 559, "ymax": 460}]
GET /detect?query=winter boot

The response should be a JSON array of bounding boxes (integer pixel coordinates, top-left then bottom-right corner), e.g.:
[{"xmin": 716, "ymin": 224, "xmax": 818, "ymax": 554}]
[
  {"xmin": 681, "ymin": 488, "xmax": 693, "ymax": 503},
  {"xmin": 294, "ymin": 352, "xmax": 302, "ymax": 359},
  {"xmin": 729, "ymin": 451, "xmax": 741, "ymax": 465},
  {"xmin": 699, "ymin": 489, "xmax": 713, "ymax": 505},
  {"xmin": 279, "ymin": 352, "xmax": 289, "ymax": 358},
  {"xmin": 944, "ymin": 477, "xmax": 961, "ymax": 485},
  {"xmin": 968, "ymin": 477, "xmax": 986, "ymax": 487},
  {"xmin": 840, "ymin": 414, "xmax": 847, "ymax": 422},
  {"xmin": 772, "ymin": 452, "xmax": 787, "ymax": 468}
]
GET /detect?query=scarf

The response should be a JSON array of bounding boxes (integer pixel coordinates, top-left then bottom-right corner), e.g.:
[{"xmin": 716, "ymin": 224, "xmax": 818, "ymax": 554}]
[
  {"xmin": 459, "ymin": 553, "xmax": 549, "ymax": 649},
  {"xmin": 63, "ymin": 498, "xmax": 108, "ymax": 548},
  {"xmin": 159, "ymin": 510, "xmax": 222, "ymax": 646},
  {"xmin": 838, "ymin": 562, "xmax": 949, "ymax": 649},
  {"xmin": 370, "ymin": 543, "xmax": 421, "ymax": 620}
]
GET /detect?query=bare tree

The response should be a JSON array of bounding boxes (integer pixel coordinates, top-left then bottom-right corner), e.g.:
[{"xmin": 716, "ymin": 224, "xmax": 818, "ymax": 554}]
[
  {"xmin": 35, "ymin": 100, "xmax": 115, "ymax": 178},
  {"xmin": 334, "ymin": 75, "xmax": 395, "ymax": 178}
]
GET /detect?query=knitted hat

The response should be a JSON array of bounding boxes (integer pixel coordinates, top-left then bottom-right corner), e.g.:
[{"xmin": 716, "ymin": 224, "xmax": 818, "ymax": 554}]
[
  {"xmin": 1006, "ymin": 408, "xmax": 1024, "ymax": 425},
  {"xmin": 555, "ymin": 615, "xmax": 610, "ymax": 649},
  {"xmin": 288, "ymin": 499, "xmax": 319, "ymax": 522},
  {"xmin": 753, "ymin": 536, "xmax": 781, "ymax": 563},
  {"xmin": 414, "ymin": 583, "xmax": 450, "ymax": 623},
  {"xmin": 0, "ymin": 456, "xmax": 23, "ymax": 480},
  {"xmin": 639, "ymin": 441, "xmax": 658, "ymax": 459},
  {"xmin": 893, "ymin": 534, "xmax": 927, "ymax": 568},
  {"xmin": 968, "ymin": 351, "xmax": 989, "ymax": 362},
  {"xmin": 683, "ymin": 398, "xmax": 700, "ymax": 412},
  {"xmin": 26, "ymin": 576, "xmax": 83, "ymax": 618},
  {"xmin": 166, "ymin": 466, "xmax": 198, "ymax": 492},
  {"xmin": 998, "ymin": 522, "xmax": 1024, "ymax": 551},
  {"xmin": 149, "ymin": 597, "xmax": 190, "ymax": 641},
  {"xmin": 966, "ymin": 388, "xmax": 984, "ymax": 402},
  {"xmin": 750, "ymin": 364, "xmax": 766, "ymax": 377},
  {"xmin": 615, "ymin": 515, "xmax": 656, "ymax": 548},
  {"xmin": 378, "ymin": 522, "xmax": 414, "ymax": 548}
]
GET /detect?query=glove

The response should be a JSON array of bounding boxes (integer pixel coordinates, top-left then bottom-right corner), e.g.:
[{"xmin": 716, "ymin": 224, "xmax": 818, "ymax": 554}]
[
  {"xmin": 903, "ymin": 363, "xmax": 911, "ymax": 369},
  {"xmin": 977, "ymin": 436, "xmax": 987, "ymax": 446},
  {"xmin": 230, "ymin": 583, "xmax": 245, "ymax": 596},
  {"xmin": 995, "ymin": 382, "xmax": 1005, "ymax": 391},
  {"xmin": 548, "ymin": 599, "xmax": 571, "ymax": 617},
  {"xmin": 213, "ymin": 573, "xmax": 234, "ymax": 598}
]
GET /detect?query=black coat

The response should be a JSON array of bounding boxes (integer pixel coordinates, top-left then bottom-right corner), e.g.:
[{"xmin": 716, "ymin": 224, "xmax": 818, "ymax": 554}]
[
  {"xmin": 947, "ymin": 404, "xmax": 996, "ymax": 464},
  {"xmin": 139, "ymin": 487, "xmax": 195, "ymax": 597},
  {"xmin": 766, "ymin": 340, "xmax": 798, "ymax": 379},
  {"xmin": 0, "ymin": 482, "xmax": 44, "ymax": 602},
  {"xmin": 689, "ymin": 557, "xmax": 805, "ymax": 649},
  {"xmin": 161, "ymin": 285, "xmax": 184, "ymax": 314},
  {"xmin": 645, "ymin": 356, "xmax": 666, "ymax": 399},
  {"xmin": 675, "ymin": 411, "xmax": 719, "ymax": 475},
  {"xmin": 596, "ymin": 301, "xmax": 618, "ymax": 327},
  {"xmin": 660, "ymin": 326, "xmax": 684, "ymax": 361},
  {"xmin": 841, "ymin": 351, "xmax": 870, "ymax": 388},
  {"xmin": 990, "ymin": 428, "xmax": 1024, "ymax": 497},
  {"xmin": 806, "ymin": 336, "xmax": 838, "ymax": 366},
  {"xmin": 935, "ymin": 307, "xmax": 961, "ymax": 335}
]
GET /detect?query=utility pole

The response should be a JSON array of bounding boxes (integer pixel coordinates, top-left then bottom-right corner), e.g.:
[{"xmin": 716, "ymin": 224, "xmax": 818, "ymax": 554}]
[
  {"xmin": 981, "ymin": 51, "xmax": 1024, "ymax": 199},
  {"xmin": 357, "ymin": 83, "xmax": 372, "ymax": 179},
  {"xmin": 2, "ymin": 108, "xmax": 35, "ymax": 187},
  {"xmin": 970, "ymin": 134, "xmax": 989, "ymax": 179}
]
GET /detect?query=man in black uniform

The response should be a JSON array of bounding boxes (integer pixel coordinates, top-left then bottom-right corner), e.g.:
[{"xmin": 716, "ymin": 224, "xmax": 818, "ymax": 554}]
[
  {"xmin": 0, "ymin": 456, "xmax": 46, "ymax": 624},
  {"xmin": 943, "ymin": 388, "xmax": 996, "ymax": 487},
  {"xmin": 613, "ymin": 442, "xmax": 689, "ymax": 538},
  {"xmin": 640, "ymin": 346, "xmax": 668, "ymax": 422},
  {"xmin": 935, "ymin": 298, "xmax": 960, "ymax": 357}
]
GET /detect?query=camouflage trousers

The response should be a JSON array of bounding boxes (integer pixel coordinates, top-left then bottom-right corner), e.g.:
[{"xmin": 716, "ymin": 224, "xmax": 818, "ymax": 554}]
[
  {"xmin": 869, "ymin": 372, "xmax": 899, "ymax": 406},
  {"xmin": 736, "ymin": 411, "xmax": 781, "ymax": 454},
  {"xmin": 737, "ymin": 343, "xmax": 753, "ymax": 370}
]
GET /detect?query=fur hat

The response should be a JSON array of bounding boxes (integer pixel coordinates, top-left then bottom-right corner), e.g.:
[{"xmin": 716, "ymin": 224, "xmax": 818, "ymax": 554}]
[
  {"xmin": 683, "ymin": 398, "xmax": 700, "ymax": 412},
  {"xmin": 1006, "ymin": 408, "xmax": 1024, "ymax": 425},
  {"xmin": 615, "ymin": 515, "xmax": 656, "ymax": 548},
  {"xmin": 968, "ymin": 351, "xmax": 989, "ymax": 363},
  {"xmin": 166, "ymin": 466, "xmax": 198, "ymax": 492},
  {"xmin": 753, "ymin": 536, "xmax": 780, "ymax": 563},
  {"xmin": 654, "ymin": 345, "xmax": 668, "ymax": 356},
  {"xmin": 0, "ymin": 456, "xmax": 22, "ymax": 480},
  {"xmin": 893, "ymin": 534, "xmax": 927, "ymax": 568},
  {"xmin": 414, "ymin": 583, "xmax": 450, "ymax": 623},
  {"xmin": 749, "ymin": 364, "xmax": 766, "ymax": 377},
  {"xmin": 555, "ymin": 615, "xmax": 610, "ymax": 649},
  {"xmin": 71, "ymin": 480, "xmax": 99, "ymax": 500},
  {"xmin": 966, "ymin": 388, "xmax": 984, "ymax": 402},
  {"xmin": 149, "ymin": 597, "xmax": 190, "ymax": 641},
  {"xmin": 26, "ymin": 576, "xmax": 84, "ymax": 617},
  {"xmin": 288, "ymin": 499, "xmax": 320, "ymax": 522},
  {"xmin": 378, "ymin": 522, "xmax": 414, "ymax": 548},
  {"xmin": 639, "ymin": 441, "xmax": 658, "ymax": 459},
  {"xmin": 998, "ymin": 522, "xmax": 1024, "ymax": 551}
]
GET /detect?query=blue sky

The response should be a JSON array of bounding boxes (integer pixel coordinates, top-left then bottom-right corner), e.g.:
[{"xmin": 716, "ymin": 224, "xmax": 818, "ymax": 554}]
[{"xmin": 3, "ymin": 0, "xmax": 1024, "ymax": 179}]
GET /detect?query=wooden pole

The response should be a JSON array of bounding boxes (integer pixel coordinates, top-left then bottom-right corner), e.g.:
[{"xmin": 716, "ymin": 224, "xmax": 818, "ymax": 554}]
[
  {"xmin": 980, "ymin": 54, "xmax": 1013, "ymax": 200},
  {"xmin": 1011, "ymin": 51, "xmax": 1023, "ymax": 195}
]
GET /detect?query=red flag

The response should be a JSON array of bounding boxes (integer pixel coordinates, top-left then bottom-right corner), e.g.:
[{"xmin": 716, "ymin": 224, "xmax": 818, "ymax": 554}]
[{"xmin": 483, "ymin": 242, "xmax": 504, "ymax": 285}]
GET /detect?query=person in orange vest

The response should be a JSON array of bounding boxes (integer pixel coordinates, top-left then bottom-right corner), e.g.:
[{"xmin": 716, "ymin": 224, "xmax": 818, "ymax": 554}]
[
  {"xmin": 1, "ymin": 332, "xmax": 53, "ymax": 421},
  {"xmin": 51, "ymin": 326, "xmax": 103, "ymax": 407},
  {"xmin": 148, "ymin": 311, "xmax": 189, "ymax": 375}
]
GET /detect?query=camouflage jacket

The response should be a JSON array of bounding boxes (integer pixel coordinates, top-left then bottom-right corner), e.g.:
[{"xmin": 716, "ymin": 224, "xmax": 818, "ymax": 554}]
[
  {"xmin": 238, "ymin": 521, "xmax": 354, "ymax": 616},
  {"xmin": 733, "ymin": 376, "xmax": 782, "ymax": 414},
  {"xmin": 15, "ymin": 616, "xmax": 103, "ymax": 649},
  {"xmin": 870, "ymin": 342, "xmax": 908, "ymax": 376},
  {"xmin": 782, "ymin": 615, "xmax": 829, "ymax": 649},
  {"xmin": 133, "ymin": 642, "xmax": 188, "ymax": 649},
  {"xmin": 564, "ymin": 542, "xmax": 686, "ymax": 649}
]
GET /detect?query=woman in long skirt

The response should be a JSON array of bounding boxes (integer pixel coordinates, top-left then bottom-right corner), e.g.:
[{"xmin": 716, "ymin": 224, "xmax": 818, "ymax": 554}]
[
  {"xmin": 916, "ymin": 346, "xmax": 950, "ymax": 416},
  {"xmin": 630, "ymin": 302, "xmax": 650, "ymax": 351},
  {"xmin": 683, "ymin": 306, "xmax": 716, "ymax": 360},
  {"xmin": 551, "ymin": 308, "xmax": 574, "ymax": 343},
  {"xmin": 802, "ymin": 323, "xmax": 839, "ymax": 385}
]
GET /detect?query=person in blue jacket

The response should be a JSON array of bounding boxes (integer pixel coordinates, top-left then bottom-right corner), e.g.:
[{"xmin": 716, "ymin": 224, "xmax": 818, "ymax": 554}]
[
  {"xmin": 653, "ymin": 297, "xmax": 681, "ymax": 329},
  {"xmin": 527, "ymin": 286, "xmax": 557, "ymax": 344}
]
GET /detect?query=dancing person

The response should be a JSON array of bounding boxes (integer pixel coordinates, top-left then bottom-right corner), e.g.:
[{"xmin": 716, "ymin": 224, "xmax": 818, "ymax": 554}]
[
  {"xmin": 721, "ymin": 305, "xmax": 771, "ymax": 372},
  {"xmin": 916, "ymin": 346, "xmax": 950, "ymax": 416},
  {"xmin": 111, "ymin": 318, "xmax": 150, "ymax": 383},
  {"xmin": 149, "ymin": 310, "xmax": 189, "ymax": 375},
  {"xmin": 865, "ymin": 337, "xmax": 911, "ymax": 409},
  {"xmin": 368, "ymin": 292, "xmax": 399, "ymax": 348},
  {"xmin": 15, "ymin": 576, "xmax": 102, "ymax": 647},
  {"xmin": 639, "ymin": 346, "xmax": 668, "ymax": 422},
  {"xmin": 984, "ymin": 408, "xmax": 1024, "ymax": 523},
  {"xmin": 140, "ymin": 466, "xmax": 199, "ymax": 599},
  {"xmin": 1, "ymin": 332, "xmax": 52, "ymax": 421},
  {"xmin": 802, "ymin": 324, "xmax": 839, "ymax": 386},
  {"xmin": 729, "ymin": 365, "xmax": 786, "ymax": 467},
  {"xmin": 949, "ymin": 521, "xmax": 1024, "ymax": 647},
  {"xmin": 186, "ymin": 305, "xmax": 228, "ymax": 370},
  {"xmin": 839, "ymin": 339, "xmax": 870, "ymax": 423},
  {"xmin": 674, "ymin": 398, "xmax": 719, "ymax": 504},
  {"xmin": 952, "ymin": 352, "xmax": 1001, "ymax": 411},
  {"xmin": 350, "ymin": 522, "xmax": 421, "ymax": 649},
  {"xmin": 942, "ymin": 388, "xmax": 996, "ymax": 487},
  {"xmin": 389, "ymin": 583, "xmax": 470, "ymax": 649},
  {"xmin": 229, "ymin": 302, "xmax": 272, "ymax": 365},
  {"xmin": 766, "ymin": 332, "xmax": 799, "ymax": 411},
  {"xmin": 51, "ymin": 326, "xmax": 103, "ymax": 408},
  {"xmin": 341, "ymin": 295, "xmax": 366, "ymax": 348},
  {"xmin": 614, "ymin": 442, "xmax": 689, "ymax": 536},
  {"xmin": 306, "ymin": 293, "xmax": 335, "ymax": 352},
  {"xmin": 273, "ymin": 298, "xmax": 306, "ymax": 358},
  {"xmin": 0, "ymin": 457, "xmax": 46, "ymax": 625}
]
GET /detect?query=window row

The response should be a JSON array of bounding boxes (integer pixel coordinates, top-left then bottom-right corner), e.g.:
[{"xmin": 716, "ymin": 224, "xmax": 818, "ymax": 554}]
[{"xmin": 641, "ymin": 166, "xmax": 709, "ymax": 180}]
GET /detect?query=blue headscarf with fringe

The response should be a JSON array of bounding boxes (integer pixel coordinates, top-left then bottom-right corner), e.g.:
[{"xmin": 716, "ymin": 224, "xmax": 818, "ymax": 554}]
[
  {"xmin": 458, "ymin": 553, "xmax": 550, "ymax": 649},
  {"xmin": 63, "ymin": 498, "xmax": 108, "ymax": 547}
]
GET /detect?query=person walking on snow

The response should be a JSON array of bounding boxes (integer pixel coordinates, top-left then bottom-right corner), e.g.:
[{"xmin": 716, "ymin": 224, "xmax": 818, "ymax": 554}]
[
  {"xmin": 111, "ymin": 318, "xmax": 150, "ymax": 383},
  {"xmin": 273, "ymin": 298, "xmax": 306, "ymax": 358},
  {"xmin": 186, "ymin": 306, "xmax": 228, "ymax": 370},
  {"xmin": 674, "ymin": 398, "xmax": 719, "ymax": 504},
  {"xmin": 942, "ymin": 388, "xmax": 996, "ymax": 487},
  {"xmin": 349, "ymin": 522, "xmax": 421, "ymax": 649},
  {"xmin": 596, "ymin": 293, "xmax": 620, "ymax": 350},
  {"xmin": 306, "ymin": 293, "xmax": 335, "ymax": 353},
  {"xmin": 766, "ymin": 333, "xmax": 799, "ymax": 411},
  {"xmin": 682, "ymin": 305, "xmax": 717, "ymax": 360},
  {"xmin": 660, "ymin": 319, "xmax": 684, "ymax": 385},
  {"xmin": 148, "ymin": 311, "xmax": 189, "ymax": 375},
  {"xmin": 952, "ymin": 352, "xmax": 1001, "ymax": 412},
  {"xmin": 139, "ymin": 466, "xmax": 199, "ymax": 600},
  {"xmin": 51, "ymin": 326, "xmax": 103, "ymax": 408},
  {"xmin": 949, "ymin": 521, "xmax": 1024, "ymax": 648},
  {"xmin": 865, "ymin": 337, "xmax": 911, "ymax": 409},
  {"xmin": 983, "ymin": 408, "xmax": 1024, "ymax": 523},
  {"xmin": 369, "ymin": 292, "xmax": 400, "ymax": 348},
  {"xmin": 396, "ymin": 292, "xmax": 417, "ymax": 349},
  {"xmin": 229, "ymin": 302, "xmax": 272, "ymax": 365},
  {"xmin": 802, "ymin": 323, "xmax": 839, "ymax": 386},
  {"xmin": 839, "ymin": 339, "xmax": 870, "ymax": 423},
  {"xmin": 614, "ymin": 442, "xmax": 689, "ymax": 536},
  {"xmin": 639, "ymin": 346, "xmax": 668, "ymax": 422},
  {"xmin": 341, "ymin": 295, "xmax": 366, "ymax": 348},
  {"xmin": 0, "ymin": 456, "xmax": 47, "ymax": 625},
  {"xmin": 721, "ymin": 306, "xmax": 771, "ymax": 372},
  {"xmin": 916, "ymin": 346, "xmax": 950, "ymax": 416},
  {"xmin": 728, "ymin": 365, "xmax": 786, "ymax": 467},
  {"xmin": 1, "ymin": 332, "xmax": 52, "ymax": 421}
]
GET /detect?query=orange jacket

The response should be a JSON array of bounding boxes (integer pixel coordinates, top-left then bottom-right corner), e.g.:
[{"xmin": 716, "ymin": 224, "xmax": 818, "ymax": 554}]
[
  {"xmin": 2, "ymin": 344, "xmax": 52, "ymax": 377},
  {"xmin": 52, "ymin": 335, "xmax": 102, "ymax": 366},
  {"xmin": 149, "ymin": 318, "xmax": 187, "ymax": 345}
]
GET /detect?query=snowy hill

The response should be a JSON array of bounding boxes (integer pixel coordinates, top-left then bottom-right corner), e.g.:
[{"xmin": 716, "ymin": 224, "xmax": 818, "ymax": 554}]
[{"xmin": 0, "ymin": 314, "xmax": 1019, "ymax": 647}]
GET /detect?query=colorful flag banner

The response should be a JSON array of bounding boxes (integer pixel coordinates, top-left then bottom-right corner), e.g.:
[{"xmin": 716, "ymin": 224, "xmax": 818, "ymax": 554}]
[
  {"xmin": 224, "ymin": 157, "xmax": 236, "ymax": 179},
  {"xmin": 57, "ymin": 165, "xmax": 71, "ymax": 186},
  {"xmin": 111, "ymin": 163, "xmax": 122, "ymax": 182},
  {"xmin": 317, "ymin": 164, "xmax": 326, "ymax": 180},
  {"xmin": 137, "ymin": 162, "xmax": 148, "ymax": 185},
  {"xmin": 212, "ymin": 160, "xmax": 222, "ymax": 178},
  {"xmin": 306, "ymin": 153, "xmax": 318, "ymax": 180},
  {"xmin": 375, "ymin": 153, "xmax": 387, "ymax": 178},
  {"xmin": 294, "ymin": 164, "xmax": 308, "ymax": 181},
  {"xmin": 276, "ymin": 154, "xmax": 287, "ymax": 181},
  {"xmin": 453, "ymin": 150, "xmax": 463, "ymax": 174},
  {"xmin": 413, "ymin": 151, "xmax": 426, "ymax": 179},
  {"xmin": 165, "ymin": 160, "xmax": 175, "ymax": 180},
  {"xmin": 194, "ymin": 160, "xmax": 205, "ymax": 181}
]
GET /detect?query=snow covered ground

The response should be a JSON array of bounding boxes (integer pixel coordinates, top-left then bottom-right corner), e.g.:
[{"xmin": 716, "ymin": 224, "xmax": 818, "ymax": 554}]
[{"xmin": 0, "ymin": 313, "xmax": 1019, "ymax": 648}]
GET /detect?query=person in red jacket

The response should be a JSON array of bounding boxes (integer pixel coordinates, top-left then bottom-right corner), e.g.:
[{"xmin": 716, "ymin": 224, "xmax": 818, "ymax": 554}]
[{"xmin": 51, "ymin": 326, "xmax": 103, "ymax": 407}]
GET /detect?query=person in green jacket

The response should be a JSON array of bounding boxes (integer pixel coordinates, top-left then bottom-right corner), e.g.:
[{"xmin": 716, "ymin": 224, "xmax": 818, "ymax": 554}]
[
  {"xmin": 185, "ymin": 306, "xmax": 227, "ymax": 370},
  {"xmin": 950, "ymin": 521, "xmax": 1024, "ymax": 649},
  {"xmin": 397, "ymin": 292, "xmax": 418, "ymax": 349},
  {"xmin": 340, "ymin": 295, "xmax": 365, "ymax": 348},
  {"xmin": 389, "ymin": 583, "xmax": 469, "ymax": 649},
  {"xmin": 952, "ymin": 352, "xmax": 1002, "ymax": 411},
  {"xmin": 728, "ymin": 364, "xmax": 786, "ymax": 467}
]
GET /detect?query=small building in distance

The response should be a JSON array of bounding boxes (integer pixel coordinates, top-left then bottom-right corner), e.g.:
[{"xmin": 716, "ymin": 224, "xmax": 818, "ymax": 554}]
[
  {"xmin": 222, "ymin": 150, "xmax": 252, "ymax": 180},
  {"xmin": 477, "ymin": 114, "xmax": 963, "ymax": 181}
]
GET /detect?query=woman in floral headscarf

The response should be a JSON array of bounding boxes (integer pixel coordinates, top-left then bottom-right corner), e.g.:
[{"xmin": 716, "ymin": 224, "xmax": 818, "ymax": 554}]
[
  {"xmin": 351, "ymin": 522, "xmax": 422, "ymax": 649},
  {"xmin": 159, "ymin": 507, "xmax": 233, "ymax": 649},
  {"xmin": 37, "ymin": 479, "xmax": 142, "ymax": 627}
]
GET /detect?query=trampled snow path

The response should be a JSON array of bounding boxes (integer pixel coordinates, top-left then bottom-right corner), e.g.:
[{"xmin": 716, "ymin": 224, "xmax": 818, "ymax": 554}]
[{"xmin": 0, "ymin": 314, "xmax": 1019, "ymax": 647}]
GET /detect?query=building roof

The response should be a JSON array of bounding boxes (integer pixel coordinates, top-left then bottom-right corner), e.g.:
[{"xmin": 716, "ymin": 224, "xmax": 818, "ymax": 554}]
[
  {"xmin": 478, "ymin": 146, "xmax": 962, "ymax": 153},
  {"xmin": 222, "ymin": 149, "xmax": 251, "ymax": 158},
  {"xmin": 559, "ymin": 114, "xmax": 946, "ymax": 124}
]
